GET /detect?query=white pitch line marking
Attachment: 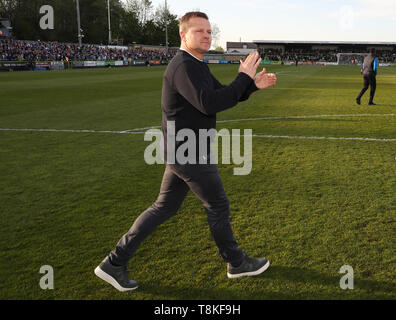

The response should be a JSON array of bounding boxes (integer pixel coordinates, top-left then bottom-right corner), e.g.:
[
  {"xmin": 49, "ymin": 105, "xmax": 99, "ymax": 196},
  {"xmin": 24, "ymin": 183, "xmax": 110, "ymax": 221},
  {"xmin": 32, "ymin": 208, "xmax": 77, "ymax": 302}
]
[
  {"xmin": 1, "ymin": 128, "xmax": 395, "ymax": 142},
  {"xmin": 0, "ymin": 128, "xmax": 146, "ymax": 135},
  {"xmin": 1, "ymin": 114, "xmax": 395, "ymax": 142},
  {"xmin": 216, "ymin": 113, "xmax": 396, "ymax": 124},
  {"xmin": 249, "ymin": 134, "xmax": 396, "ymax": 142},
  {"xmin": 113, "ymin": 113, "xmax": 396, "ymax": 132}
]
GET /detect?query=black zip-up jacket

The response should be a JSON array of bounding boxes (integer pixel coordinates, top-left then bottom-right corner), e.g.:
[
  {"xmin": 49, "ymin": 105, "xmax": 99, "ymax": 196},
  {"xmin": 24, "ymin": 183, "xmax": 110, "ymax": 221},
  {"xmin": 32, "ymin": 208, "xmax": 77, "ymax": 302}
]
[{"xmin": 161, "ymin": 50, "xmax": 258, "ymax": 163}]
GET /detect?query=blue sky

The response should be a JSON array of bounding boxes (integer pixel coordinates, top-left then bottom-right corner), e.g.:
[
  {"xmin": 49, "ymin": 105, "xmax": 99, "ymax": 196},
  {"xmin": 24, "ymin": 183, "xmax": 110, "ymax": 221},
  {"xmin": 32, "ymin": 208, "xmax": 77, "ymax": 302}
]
[{"xmin": 122, "ymin": 0, "xmax": 396, "ymax": 49}]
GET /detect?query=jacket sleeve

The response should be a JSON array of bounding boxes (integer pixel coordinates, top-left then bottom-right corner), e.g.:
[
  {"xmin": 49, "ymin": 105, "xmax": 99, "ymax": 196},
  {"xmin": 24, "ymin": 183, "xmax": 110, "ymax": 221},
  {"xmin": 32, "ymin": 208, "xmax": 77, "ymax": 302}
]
[
  {"xmin": 373, "ymin": 58, "xmax": 379, "ymax": 74},
  {"xmin": 210, "ymin": 72, "xmax": 259, "ymax": 102},
  {"xmin": 239, "ymin": 81, "xmax": 259, "ymax": 101},
  {"xmin": 172, "ymin": 60, "xmax": 255, "ymax": 116}
]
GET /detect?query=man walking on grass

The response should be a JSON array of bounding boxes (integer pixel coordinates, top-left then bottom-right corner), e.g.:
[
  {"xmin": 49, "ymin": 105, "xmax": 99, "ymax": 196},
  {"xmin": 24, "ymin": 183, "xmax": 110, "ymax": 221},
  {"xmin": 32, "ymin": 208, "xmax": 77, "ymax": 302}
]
[
  {"xmin": 94, "ymin": 11, "xmax": 277, "ymax": 292},
  {"xmin": 356, "ymin": 48, "xmax": 378, "ymax": 106}
]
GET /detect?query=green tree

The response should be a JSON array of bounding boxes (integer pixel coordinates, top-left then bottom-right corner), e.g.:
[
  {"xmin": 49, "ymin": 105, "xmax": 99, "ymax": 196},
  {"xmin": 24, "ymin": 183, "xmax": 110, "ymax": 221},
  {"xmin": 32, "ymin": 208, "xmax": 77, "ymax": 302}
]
[
  {"xmin": 2, "ymin": 0, "xmax": 180, "ymax": 47},
  {"xmin": 120, "ymin": 4, "xmax": 141, "ymax": 44},
  {"xmin": 10, "ymin": 0, "xmax": 42, "ymax": 40},
  {"xmin": 124, "ymin": 0, "xmax": 152, "ymax": 26},
  {"xmin": 0, "ymin": 0, "xmax": 18, "ymax": 20},
  {"xmin": 152, "ymin": 3, "xmax": 179, "ymax": 47}
]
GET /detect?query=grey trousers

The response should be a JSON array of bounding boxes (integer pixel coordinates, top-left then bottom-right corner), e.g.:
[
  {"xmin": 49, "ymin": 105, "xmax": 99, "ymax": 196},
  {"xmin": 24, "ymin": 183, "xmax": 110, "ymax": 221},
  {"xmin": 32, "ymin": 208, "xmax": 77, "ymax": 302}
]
[{"xmin": 108, "ymin": 163, "xmax": 245, "ymax": 266}]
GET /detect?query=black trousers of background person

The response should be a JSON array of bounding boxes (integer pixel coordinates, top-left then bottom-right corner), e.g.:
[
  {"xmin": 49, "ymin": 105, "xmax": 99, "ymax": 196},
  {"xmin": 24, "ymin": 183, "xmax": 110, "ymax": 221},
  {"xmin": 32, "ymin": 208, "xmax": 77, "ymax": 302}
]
[
  {"xmin": 357, "ymin": 73, "xmax": 376, "ymax": 103},
  {"xmin": 108, "ymin": 162, "xmax": 246, "ymax": 267}
]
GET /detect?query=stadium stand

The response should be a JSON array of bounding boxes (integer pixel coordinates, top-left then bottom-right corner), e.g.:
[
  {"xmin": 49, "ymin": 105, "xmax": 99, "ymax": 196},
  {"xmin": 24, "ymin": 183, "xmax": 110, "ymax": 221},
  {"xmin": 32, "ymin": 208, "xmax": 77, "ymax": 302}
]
[
  {"xmin": 0, "ymin": 39, "xmax": 177, "ymax": 62},
  {"xmin": 1, "ymin": 38, "xmax": 395, "ymax": 71},
  {"xmin": 252, "ymin": 41, "xmax": 396, "ymax": 64}
]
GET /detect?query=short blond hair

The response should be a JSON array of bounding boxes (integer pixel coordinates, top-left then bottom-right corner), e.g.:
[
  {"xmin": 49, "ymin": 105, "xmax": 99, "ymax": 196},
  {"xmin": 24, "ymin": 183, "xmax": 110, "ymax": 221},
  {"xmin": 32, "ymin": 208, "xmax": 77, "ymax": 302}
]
[{"xmin": 179, "ymin": 11, "xmax": 209, "ymax": 32}]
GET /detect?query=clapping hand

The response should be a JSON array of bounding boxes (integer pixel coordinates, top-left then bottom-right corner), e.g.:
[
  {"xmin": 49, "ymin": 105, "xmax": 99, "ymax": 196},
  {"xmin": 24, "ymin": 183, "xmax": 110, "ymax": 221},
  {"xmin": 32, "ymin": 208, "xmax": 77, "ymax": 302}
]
[
  {"xmin": 254, "ymin": 67, "xmax": 277, "ymax": 89},
  {"xmin": 239, "ymin": 51, "xmax": 262, "ymax": 79}
]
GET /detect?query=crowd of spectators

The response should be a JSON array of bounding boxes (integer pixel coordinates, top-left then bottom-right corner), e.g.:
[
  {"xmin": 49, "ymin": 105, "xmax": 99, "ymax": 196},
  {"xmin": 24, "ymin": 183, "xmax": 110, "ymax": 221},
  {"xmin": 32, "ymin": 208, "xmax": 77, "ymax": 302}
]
[
  {"xmin": 1, "ymin": 39, "xmax": 396, "ymax": 64},
  {"xmin": 259, "ymin": 48, "xmax": 396, "ymax": 63},
  {"xmin": 0, "ymin": 39, "xmax": 177, "ymax": 62},
  {"xmin": 259, "ymin": 48, "xmax": 339, "ymax": 63},
  {"xmin": 376, "ymin": 50, "xmax": 396, "ymax": 63}
]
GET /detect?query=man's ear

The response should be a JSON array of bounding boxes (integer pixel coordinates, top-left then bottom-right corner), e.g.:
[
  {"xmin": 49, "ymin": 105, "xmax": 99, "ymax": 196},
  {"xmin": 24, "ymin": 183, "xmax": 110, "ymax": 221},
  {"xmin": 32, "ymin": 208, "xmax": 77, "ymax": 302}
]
[{"xmin": 179, "ymin": 30, "xmax": 185, "ymax": 42}]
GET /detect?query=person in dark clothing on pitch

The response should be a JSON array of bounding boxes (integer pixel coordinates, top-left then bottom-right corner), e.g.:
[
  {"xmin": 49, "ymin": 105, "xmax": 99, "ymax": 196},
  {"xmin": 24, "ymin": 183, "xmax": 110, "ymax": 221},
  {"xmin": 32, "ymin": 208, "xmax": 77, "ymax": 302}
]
[
  {"xmin": 94, "ymin": 11, "xmax": 277, "ymax": 292},
  {"xmin": 356, "ymin": 48, "xmax": 379, "ymax": 106}
]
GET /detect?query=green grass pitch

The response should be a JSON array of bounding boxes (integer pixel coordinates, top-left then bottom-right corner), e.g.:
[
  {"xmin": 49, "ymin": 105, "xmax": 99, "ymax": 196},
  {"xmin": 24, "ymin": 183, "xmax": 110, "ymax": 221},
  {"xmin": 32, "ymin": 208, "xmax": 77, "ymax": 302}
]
[{"xmin": 0, "ymin": 64, "xmax": 395, "ymax": 299}]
